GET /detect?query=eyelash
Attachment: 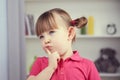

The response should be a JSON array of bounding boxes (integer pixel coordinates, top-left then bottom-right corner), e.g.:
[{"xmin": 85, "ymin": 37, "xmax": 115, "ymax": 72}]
[
  {"xmin": 39, "ymin": 30, "xmax": 55, "ymax": 39},
  {"xmin": 39, "ymin": 35, "xmax": 44, "ymax": 39},
  {"xmin": 49, "ymin": 30, "xmax": 55, "ymax": 34}
]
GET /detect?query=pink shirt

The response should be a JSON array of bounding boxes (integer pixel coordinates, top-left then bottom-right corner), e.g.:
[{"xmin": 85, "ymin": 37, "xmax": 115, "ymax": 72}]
[{"xmin": 29, "ymin": 51, "xmax": 101, "ymax": 80}]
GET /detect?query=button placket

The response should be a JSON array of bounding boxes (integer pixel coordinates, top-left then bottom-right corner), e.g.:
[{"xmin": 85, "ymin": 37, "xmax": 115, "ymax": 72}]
[{"xmin": 58, "ymin": 59, "xmax": 65, "ymax": 80}]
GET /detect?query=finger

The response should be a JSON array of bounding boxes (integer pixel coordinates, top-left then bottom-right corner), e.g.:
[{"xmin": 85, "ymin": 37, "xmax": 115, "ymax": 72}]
[{"xmin": 46, "ymin": 48, "xmax": 51, "ymax": 55}]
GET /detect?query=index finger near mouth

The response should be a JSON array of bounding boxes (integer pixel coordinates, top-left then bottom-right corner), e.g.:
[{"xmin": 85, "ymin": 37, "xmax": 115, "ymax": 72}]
[{"xmin": 46, "ymin": 49, "xmax": 51, "ymax": 55}]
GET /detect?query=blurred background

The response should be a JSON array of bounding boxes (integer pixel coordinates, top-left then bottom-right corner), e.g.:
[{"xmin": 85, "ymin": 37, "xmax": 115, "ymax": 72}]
[{"xmin": 0, "ymin": 0, "xmax": 120, "ymax": 80}]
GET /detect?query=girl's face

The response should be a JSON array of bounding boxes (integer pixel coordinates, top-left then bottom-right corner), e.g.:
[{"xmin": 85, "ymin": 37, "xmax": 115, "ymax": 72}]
[
  {"xmin": 39, "ymin": 26, "xmax": 70, "ymax": 56},
  {"xmin": 39, "ymin": 14, "xmax": 74, "ymax": 56}
]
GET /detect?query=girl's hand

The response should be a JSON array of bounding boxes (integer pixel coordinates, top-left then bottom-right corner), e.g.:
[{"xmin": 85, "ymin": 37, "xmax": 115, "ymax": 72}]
[{"xmin": 46, "ymin": 49, "xmax": 60, "ymax": 70}]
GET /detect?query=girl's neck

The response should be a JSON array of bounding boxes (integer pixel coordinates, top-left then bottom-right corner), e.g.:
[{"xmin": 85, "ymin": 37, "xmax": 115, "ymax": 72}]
[{"xmin": 60, "ymin": 48, "xmax": 73, "ymax": 60}]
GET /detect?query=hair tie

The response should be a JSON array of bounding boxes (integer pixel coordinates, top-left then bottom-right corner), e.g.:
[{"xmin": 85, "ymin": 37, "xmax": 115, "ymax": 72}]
[{"xmin": 70, "ymin": 20, "xmax": 76, "ymax": 26}]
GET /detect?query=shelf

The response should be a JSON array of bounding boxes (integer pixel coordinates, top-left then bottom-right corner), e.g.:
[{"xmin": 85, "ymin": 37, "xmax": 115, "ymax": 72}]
[
  {"xmin": 76, "ymin": 35, "xmax": 120, "ymax": 38},
  {"xmin": 25, "ymin": 0, "xmax": 81, "ymax": 3},
  {"xmin": 100, "ymin": 73, "xmax": 120, "ymax": 77},
  {"xmin": 25, "ymin": 0, "xmax": 117, "ymax": 2},
  {"xmin": 25, "ymin": 35, "xmax": 38, "ymax": 39},
  {"xmin": 25, "ymin": 35, "xmax": 120, "ymax": 39}
]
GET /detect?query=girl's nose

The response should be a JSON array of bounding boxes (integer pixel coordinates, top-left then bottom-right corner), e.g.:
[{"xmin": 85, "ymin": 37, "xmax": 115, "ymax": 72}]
[{"xmin": 44, "ymin": 37, "xmax": 51, "ymax": 44}]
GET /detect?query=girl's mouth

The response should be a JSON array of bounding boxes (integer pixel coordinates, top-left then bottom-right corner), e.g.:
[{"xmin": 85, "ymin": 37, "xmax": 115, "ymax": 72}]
[
  {"xmin": 45, "ymin": 46, "xmax": 53, "ymax": 51},
  {"xmin": 46, "ymin": 46, "xmax": 57, "ymax": 53}
]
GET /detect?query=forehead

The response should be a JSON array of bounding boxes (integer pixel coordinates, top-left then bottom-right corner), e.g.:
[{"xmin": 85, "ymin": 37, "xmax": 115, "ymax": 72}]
[
  {"xmin": 36, "ymin": 12, "xmax": 57, "ymax": 36},
  {"xmin": 54, "ymin": 13, "xmax": 67, "ymax": 29},
  {"xmin": 36, "ymin": 12, "xmax": 67, "ymax": 36}
]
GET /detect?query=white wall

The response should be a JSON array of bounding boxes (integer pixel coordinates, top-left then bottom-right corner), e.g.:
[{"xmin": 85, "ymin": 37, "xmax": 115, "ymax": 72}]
[
  {"xmin": 25, "ymin": 0, "xmax": 120, "ymax": 36},
  {"xmin": 0, "ymin": 0, "xmax": 8, "ymax": 80}
]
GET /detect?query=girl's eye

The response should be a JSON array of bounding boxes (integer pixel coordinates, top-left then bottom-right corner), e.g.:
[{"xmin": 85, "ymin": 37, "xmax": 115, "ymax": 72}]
[
  {"xmin": 39, "ymin": 35, "xmax": 44, "ymax": 39},
  {"xmin": 49, "ymin": 30, "xmax": 55, "ymax": 34}
]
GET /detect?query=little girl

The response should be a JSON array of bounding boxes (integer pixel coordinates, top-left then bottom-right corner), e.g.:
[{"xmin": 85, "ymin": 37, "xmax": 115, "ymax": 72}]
[{"xmin": 27, "ymin": 8, "xmax": 101, "ymax": 80}]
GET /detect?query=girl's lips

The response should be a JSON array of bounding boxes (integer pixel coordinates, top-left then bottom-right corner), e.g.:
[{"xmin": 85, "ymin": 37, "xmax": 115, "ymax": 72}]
[
  {"xmin": 45, "ymin": 46, "xmax": 52, "ymax": 50},
  {"xmin": 45, "ymin": 46, "xmax": 56, "ymax": 53}
]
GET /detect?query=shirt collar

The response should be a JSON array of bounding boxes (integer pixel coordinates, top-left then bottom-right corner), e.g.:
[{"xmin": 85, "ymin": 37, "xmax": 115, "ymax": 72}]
[{"xmin": 69, "ymin": 50, "xmax": 82, "ymax": 61}]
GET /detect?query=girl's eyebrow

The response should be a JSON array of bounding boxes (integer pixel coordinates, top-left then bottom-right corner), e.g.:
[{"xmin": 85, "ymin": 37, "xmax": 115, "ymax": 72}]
[
  {"xmin": 48, "ymin": 28, "xmax": 56, "ymax": 31},
  {"xmin": 38, "ymin": 35, "xmax": 42, "ymax": 38},
  {"xmin": 38, "ymin": 33, "xmax": 44, "ymax": 37}
]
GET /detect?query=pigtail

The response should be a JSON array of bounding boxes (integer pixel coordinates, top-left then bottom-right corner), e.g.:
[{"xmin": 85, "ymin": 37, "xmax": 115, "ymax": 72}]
[{"xmin": 70, "ymin": 17, "xmax": 87, "ymax": 28}]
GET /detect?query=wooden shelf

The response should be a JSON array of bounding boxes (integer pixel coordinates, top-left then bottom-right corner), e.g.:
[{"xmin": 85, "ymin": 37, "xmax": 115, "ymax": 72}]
[
  {"xmin": 76, "ymin": 35, "xmax": 120, "ymax": 38},
  {"xmin": 25, "ymin": 0, "xmax": 117, "ymax": 2},
  {"xmin": 25, "ymin": 35, "xmax": 120, "ymax": 39},
  {"xmin": 100, "ymin": 73, "xmax": 120, "ymax": 77},
  {"xmin": 25, "ymin": 35, "xmax": 38, "ymax": 39}
]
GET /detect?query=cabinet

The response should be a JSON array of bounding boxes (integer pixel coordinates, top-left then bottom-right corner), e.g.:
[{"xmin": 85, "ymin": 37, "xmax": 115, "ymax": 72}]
[{"xmin": 25, "ymin": 0, "xmax": 120, "ymax": 80}]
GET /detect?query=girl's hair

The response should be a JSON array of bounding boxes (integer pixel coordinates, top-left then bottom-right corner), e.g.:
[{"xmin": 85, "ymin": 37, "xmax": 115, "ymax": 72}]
[{"xmin": 36, "ymin": 8, "xmax": 87, "ymax": 41}]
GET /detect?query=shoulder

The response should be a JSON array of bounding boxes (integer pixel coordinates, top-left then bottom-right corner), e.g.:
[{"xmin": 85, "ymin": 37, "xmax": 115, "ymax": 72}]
[
  {"xmin": 29, "ymin": 56, "xmax": 48, "ymax": 76},
  {"xmin": 81, "ymin": 57, "xmax": 94, "ymax": 65},
  {"xmin": 34, "ymin": 56, "xmax": 48, "ymax": 65},
  {"xmin": 73, "ymin": 50, "xmax": 94, "ymax": 65},
  {"xmin": 31, "ymin": 56, "xmax": 48, "ymax": 70},
  {"xmin": 80, "ymin": 57, "xmax": 99, "ymax": 73},
  {"xmin": 77, "ymin": 58, "xmax": 98, "ymax": 75},
  {"xmin": 78, "ymin": 57, "xmax": 95, "ymax": 70},
  {"xmin": 80, "ymin": 58, "xmax": 101, "ymax": 80}
]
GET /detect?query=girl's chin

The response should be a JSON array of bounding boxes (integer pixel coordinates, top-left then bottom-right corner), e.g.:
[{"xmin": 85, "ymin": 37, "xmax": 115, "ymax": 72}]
[
  {"xmin": 49, "ymin": 49, "xmax": 57, "ymax": 53},
  {"xmin": 50, "ymin": 50, "xmax": 61, "ymax": 54}
]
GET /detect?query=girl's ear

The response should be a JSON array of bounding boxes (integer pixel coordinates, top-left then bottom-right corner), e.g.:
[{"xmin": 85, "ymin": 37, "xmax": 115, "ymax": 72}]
[{"xmin": 67, "ymin": 26, "xmax": 76, "ymax": 41}]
